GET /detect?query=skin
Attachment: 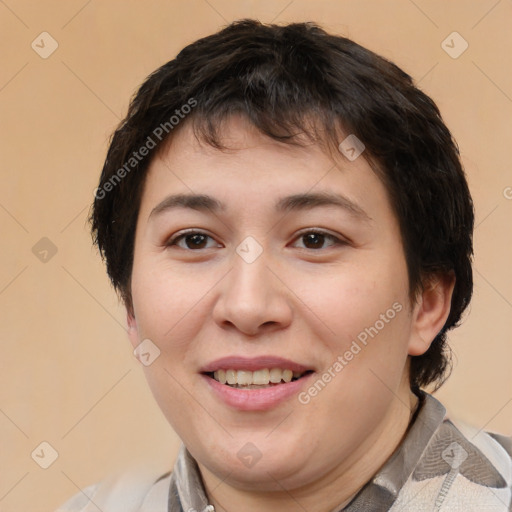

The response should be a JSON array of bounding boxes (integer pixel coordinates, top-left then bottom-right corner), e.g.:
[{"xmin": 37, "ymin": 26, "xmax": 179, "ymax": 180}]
[{"xmin": 127, "ymin": 115, "xmax": 454, "ymax": 512}]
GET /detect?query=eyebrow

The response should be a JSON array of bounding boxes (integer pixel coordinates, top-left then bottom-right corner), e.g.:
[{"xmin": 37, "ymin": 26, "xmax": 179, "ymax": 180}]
[{"xmin": 149, "ymin": 191, "xmax": 371, "ymax": 221}]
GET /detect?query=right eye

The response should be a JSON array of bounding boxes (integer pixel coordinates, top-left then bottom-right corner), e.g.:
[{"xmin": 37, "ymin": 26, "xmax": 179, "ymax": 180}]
[{"xmin": 166, "ymin": 230, "xmax": 221, "ymax": 250}]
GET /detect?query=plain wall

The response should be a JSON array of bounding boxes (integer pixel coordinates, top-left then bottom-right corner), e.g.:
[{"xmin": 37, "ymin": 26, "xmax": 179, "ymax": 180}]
[{"xmin": 1, "ymin": 1, "xmax": 511, "ymax": 510}]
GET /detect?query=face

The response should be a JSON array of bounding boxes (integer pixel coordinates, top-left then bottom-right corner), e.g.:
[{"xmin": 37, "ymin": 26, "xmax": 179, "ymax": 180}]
[{"xmin": 128, "ymin": 116, "xmax": 430, "ymax": 492}]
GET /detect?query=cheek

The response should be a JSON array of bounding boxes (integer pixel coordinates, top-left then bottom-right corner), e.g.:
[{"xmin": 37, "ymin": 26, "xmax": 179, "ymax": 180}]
[
  {"xmin": 294, "ymin": 257, "xmax": 413, "ymax": 402},
  {"xmin": 130, "ymin": 258, "xmax": 213, "ymax": 345},
  {"xmin": 319, "ymin": 278, "xmax": 412, "ymax": 402},
  {"xmin": 296, "ymin": 259, "xmax": 409, "ymax": 345},
  {"xmin": 141, "ymin": 365, "xmax": 202, "ymax": 444}
]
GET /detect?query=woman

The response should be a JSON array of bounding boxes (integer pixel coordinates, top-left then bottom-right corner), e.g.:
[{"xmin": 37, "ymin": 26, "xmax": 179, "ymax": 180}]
[{"xmin": 59, "ymin": 19, "xmax": 512, "ymax": 512}]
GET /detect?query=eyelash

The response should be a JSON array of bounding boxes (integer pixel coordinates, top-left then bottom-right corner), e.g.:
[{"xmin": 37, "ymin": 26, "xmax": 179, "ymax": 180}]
[{"xmin": 166, "ymin": 229, "xmax": 348, "ymax": 251}]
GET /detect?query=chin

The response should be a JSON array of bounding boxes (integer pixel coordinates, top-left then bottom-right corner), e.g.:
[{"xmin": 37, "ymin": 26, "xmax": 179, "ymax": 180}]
[{"xmin": 194, "ymin": 436, "xmax": 317, "ymax": 490}]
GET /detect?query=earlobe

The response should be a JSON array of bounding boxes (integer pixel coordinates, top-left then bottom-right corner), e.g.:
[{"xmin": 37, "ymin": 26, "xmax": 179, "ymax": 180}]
[
  {"xmin": 408, "ymin": 273, "xmax": 455, "ymax": 356},
  {"xmin": 126, "ymin": 308, "xmax": 139, "ymax": 348}
]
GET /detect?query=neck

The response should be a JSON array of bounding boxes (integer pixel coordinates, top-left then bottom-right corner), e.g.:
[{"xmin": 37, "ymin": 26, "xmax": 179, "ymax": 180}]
[{"xmin": 200, "ymin": 387, "xmax": 420, "ymax": 512}]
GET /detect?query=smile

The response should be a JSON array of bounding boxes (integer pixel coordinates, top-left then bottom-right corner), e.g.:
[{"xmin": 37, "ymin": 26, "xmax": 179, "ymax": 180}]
[
  {"xmin": 207, "ymin": 368, "xmax": 311, "ymax": 388},
  {"xmin": 200, "ymin": 356, "xmax": 315, "ymax": 410}
]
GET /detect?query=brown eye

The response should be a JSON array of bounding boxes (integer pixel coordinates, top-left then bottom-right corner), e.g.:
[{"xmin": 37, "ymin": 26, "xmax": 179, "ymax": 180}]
[
  {"xmin": 302, "ymin": 232, "xmax": 326, "ymax": 249},
  {"xmin": 184, "ymin": 233, "xmax": 209, "ymax": 249},
  {"xmin": 293, "ymin": 230, "xmax": 345, "ymax": 250},
  {"xmin": 168, "ymin": 231, "xmax": 219, "ymax": 250}
]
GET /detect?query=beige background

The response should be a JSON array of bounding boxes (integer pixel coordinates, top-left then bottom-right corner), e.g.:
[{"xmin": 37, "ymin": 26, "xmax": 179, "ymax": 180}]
[{"xmin": 1, "ymin": 1, "xmax": 511, "ymax": 510}]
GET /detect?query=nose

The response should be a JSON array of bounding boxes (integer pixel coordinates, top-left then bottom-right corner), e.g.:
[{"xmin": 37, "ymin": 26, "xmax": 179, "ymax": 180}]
[{"xmin": 212, "ymin": 251, "xmax": 293, "ymax": 337}]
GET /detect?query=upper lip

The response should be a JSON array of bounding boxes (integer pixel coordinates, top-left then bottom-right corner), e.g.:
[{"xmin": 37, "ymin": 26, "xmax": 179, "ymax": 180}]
[{"xmin": 200, "ymin": 356, "xmax": 313, "ymax": 373}]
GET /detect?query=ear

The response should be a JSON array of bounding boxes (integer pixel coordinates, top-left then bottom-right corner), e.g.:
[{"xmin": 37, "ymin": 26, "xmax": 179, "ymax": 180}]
[
  {"xmin": 126, "ymin": 307, "xmax": 139, "ymax": 349},
  {"xmin": 408, "ymin": 272, "xmax": 455, "ymax": 356}
]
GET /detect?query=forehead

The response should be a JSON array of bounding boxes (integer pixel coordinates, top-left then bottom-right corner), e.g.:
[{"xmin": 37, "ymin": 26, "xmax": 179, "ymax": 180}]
[{"xmin": 139, "ymin": 115, "xmax": 394, "ymax": 224}]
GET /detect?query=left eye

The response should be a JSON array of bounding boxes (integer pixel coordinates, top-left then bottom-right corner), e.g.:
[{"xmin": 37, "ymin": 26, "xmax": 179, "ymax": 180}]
[{"xmin": 292, "ymin": 231, "xmax": 344, "ymax": 250}]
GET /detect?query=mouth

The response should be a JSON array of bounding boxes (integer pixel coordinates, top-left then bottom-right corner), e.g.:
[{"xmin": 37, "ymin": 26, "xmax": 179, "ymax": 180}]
[
  {"xmin": 200, "ymin": 356, "xmax": 315, "ymax": 410},
  {"xmin": 204, "ymin": 368, "xmax": 314, "ymax": 389}
]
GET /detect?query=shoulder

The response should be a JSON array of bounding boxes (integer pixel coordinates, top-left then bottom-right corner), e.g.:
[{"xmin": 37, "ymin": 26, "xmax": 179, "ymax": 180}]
[
  {"xmin": 390, "ymin": 394, "xmax": 512, "ymax": 511},
  {"xmin": 451, "ymin": 420, "xmax": 512, "ymax": 483},
  {"xmin": 423, "ymin": 393, "xmax": 512, "ymax": 478},
  {"xmin": 488, "ymin": 432, "xmax": 512, "ymax": 460},
  {"xmin": 55, "ymin": 471, "xmax": 172, "ymax": 512}
]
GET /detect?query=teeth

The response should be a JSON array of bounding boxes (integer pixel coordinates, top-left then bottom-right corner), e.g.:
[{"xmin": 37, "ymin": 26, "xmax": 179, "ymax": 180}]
[
  {"xmin": 269, "ymin": 368, "xmax": 282, "ymax": 383},
  {"xmin": 253, "ymin": 369, "xmax": 270, "ymax": 385},
  {"xmin": 214, "ymin": 369, "xmax": 227, "ymax": 384},
  {"xmin": 212, "ymin": 368, "xmax": 304, "ymax": 386},
  {"xmin": 226, "ymin": 369, "xmax": 236, "ymax": 385},
  {"xmin": 237, "ymin": 370, "xmax": 253, "ymax": 386}
]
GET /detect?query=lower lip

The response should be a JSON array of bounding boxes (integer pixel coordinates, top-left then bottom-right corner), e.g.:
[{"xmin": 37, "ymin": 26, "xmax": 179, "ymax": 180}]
[{"xmin": 202, "ymin": 373, "xmax": 314, "ymax": 411}]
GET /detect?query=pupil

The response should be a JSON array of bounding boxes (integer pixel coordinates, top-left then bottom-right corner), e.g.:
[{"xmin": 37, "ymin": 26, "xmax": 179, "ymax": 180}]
[
  {"xmin": 304, "ymin": 233, "xmax": 324, "ymax": 249},
  {"xmin": 187, "ymin": 234, "xmax": 206, "ymax": 248}
]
